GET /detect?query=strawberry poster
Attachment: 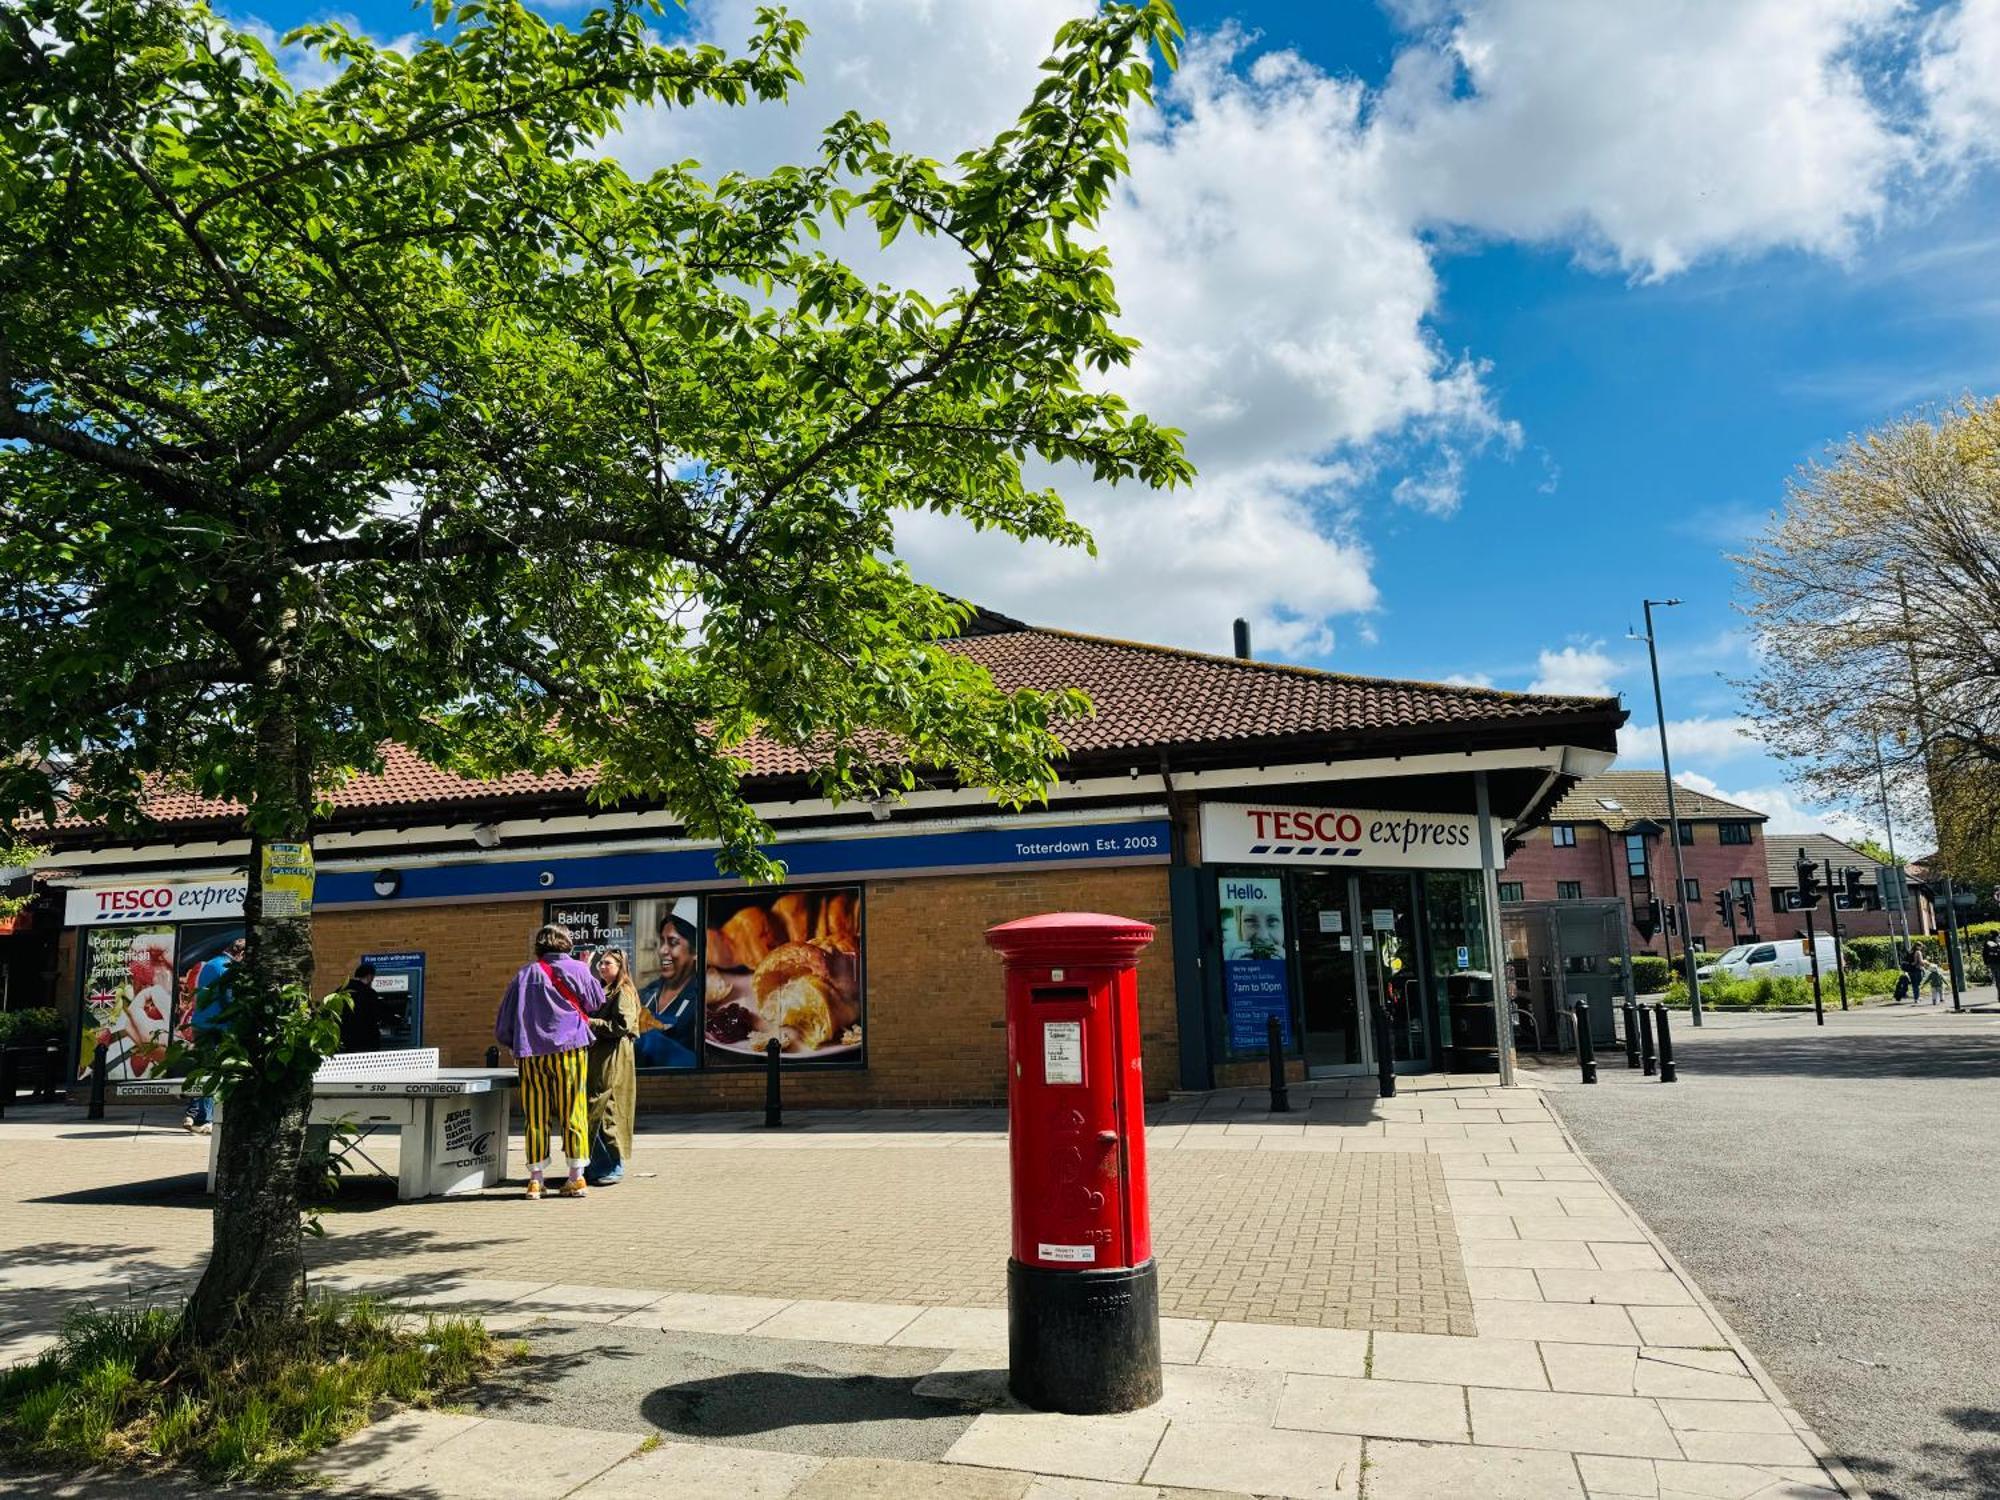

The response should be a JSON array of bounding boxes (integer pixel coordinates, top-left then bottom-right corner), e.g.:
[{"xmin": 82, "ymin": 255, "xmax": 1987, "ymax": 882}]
[{"xmin": 76, "ymin": 924, "xmax": 179, "ymax": 1081}]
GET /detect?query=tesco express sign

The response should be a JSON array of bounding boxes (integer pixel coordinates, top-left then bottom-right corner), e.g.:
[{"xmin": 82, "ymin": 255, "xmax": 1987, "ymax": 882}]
[
  {"xmin": 65, "ymin": 878, "xmax": 248, "ymax": 926},
  {"xmin": 1200, "ymin": 802, "xmax": 1491, "ymax": 871}
]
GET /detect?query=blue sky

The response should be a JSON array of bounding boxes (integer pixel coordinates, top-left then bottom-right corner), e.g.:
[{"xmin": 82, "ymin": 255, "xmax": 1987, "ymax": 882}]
[{"xmin": 247, "ymin": 0, "xmax": 2000, "ymax": 837}]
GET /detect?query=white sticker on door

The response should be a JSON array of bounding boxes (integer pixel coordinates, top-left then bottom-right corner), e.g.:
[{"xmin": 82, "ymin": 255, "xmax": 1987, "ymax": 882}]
[
  {"xmin": 1371, "ymin": 908, "xmax": 1395, "ymax": 931},
  {"xmin": 1317, "ymin": 909, "xmax": 1343, "ymax": 934},
  {"xmin": 1038, "ymin": 1243, "xmax": 1097, "ymax": 1263},
  {"xmin": 1042, "ymin": 1020, "xmax": 1084, "ymax": 1085}
]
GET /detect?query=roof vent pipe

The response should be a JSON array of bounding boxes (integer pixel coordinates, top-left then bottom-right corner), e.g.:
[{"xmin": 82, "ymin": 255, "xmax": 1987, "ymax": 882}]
[{"xmin": 1232, "ymin": 618, "xmax": 1252, "ymax": 660}]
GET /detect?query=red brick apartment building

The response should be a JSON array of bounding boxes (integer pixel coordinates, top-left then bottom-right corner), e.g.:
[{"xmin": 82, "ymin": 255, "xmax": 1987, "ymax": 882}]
[
  {"xmin": 1500, "ymin": 772, "xmax": 1768, "ymax": 956},
  {"xmin": 1764, "ymin": 832, "xmax": 1906, "ymax": 941}
]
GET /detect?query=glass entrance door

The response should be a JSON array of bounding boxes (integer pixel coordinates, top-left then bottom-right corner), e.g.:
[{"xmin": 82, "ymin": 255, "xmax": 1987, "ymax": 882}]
[
  {"xmin": 1293, "ymin": 871, "xmax": 1367, "ymax": 1072},
  {"xmin": 1359, "ymin": 871, "xmax": 1432, "ymax": 1069}
]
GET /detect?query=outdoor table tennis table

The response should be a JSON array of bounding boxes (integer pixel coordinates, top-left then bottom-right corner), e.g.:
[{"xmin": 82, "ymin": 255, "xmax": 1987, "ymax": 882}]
[{"xmin": 117, "ymin": 1049, "xmax": 516, "ymax": 1200}]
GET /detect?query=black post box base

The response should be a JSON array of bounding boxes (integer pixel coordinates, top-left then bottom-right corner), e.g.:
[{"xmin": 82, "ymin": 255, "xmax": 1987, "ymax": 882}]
[{"xmin": 1007, "ymin": 1257, "xmax": 1162, "ymax": 1414}]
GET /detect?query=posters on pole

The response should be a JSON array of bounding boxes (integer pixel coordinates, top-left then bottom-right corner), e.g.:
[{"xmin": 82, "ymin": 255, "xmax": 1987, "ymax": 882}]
[
  {"xmin": 77, "ymin": 925, "xmax": 178, "ymax": 1081},
  {"xmin": 261, "ymin": 843, "xmax": 315, "ymax": 917},
  {"xmin": 1218, "ymin": 876, "xmax": 1292, "ymax": 1051}
]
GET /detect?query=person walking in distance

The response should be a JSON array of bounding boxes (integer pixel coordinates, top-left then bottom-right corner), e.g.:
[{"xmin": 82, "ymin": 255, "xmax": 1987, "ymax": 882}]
[
  {"xmin": 181, "ymin": 936, "xmax": 243, "ymax": 1133},
  {"xmin": 495, "ymin": 924, "xmax": 604, "ymax": 1200},
  {"xmin": 1925, "ymin": 956, "xmax": 1946, "ymax": 1005}
]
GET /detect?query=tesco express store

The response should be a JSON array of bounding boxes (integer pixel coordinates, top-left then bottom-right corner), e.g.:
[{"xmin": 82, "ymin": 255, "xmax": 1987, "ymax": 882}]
[{"xmin": 43, "ymin": 617, "xmax": 1624, "ymax": 1105}]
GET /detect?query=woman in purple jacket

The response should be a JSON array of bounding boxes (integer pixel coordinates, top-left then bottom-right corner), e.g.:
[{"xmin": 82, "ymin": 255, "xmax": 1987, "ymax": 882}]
[{"xmin": 495, "ymin": 924, "xmax": 606, "ymax": 1199}]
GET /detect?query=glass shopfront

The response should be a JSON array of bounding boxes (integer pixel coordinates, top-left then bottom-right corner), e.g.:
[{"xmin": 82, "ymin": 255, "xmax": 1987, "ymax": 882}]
[{"xmin": 1201, "ymin": 800, "xmax": 1501, "ymax": 1077}]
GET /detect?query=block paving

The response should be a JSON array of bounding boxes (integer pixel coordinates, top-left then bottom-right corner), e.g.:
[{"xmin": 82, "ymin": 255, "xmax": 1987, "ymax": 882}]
[{"xmin": 0, "ymin": 1075, "xmax": 1859, "ymax": 1498}]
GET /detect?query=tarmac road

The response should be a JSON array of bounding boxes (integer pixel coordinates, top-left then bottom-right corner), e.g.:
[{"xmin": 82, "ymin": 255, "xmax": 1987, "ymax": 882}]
[{"xmin": 1542, "ymin": 999, "xmax": 2000, "ymax": 1500}]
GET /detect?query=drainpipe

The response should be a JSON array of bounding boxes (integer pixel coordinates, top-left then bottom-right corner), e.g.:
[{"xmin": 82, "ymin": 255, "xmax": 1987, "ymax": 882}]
[{"xmin": 1160, "ymin": 751, "xmax": 1213, "ymax": 1092}]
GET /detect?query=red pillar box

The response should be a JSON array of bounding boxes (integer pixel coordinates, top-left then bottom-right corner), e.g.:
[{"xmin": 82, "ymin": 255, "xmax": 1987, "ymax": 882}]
[{"xmin": 985, "ymin": 912, "xmax": 1161, "ymax": 1414}]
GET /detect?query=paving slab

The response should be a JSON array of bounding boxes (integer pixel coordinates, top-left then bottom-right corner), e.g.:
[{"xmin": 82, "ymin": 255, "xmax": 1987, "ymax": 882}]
[
  {"xmin": 945, "ymin": 1410, "xmax": 1171, "ymax": 1484},
  {"xmin": 1142, "ymin": 1417, "xmax": 1361, "ymax": 1499},
  {"xmin": 1469, "ymin": 1299, "xmax": 1641, "ymax": 1345},
  {"xmin": 1537, "ymin": 1270, "xmax": 1695, "ymax": 1307},
  {"xmin": 792, "ymin": 1455, "xmax": 1033, "ymax": 1499},
  {"xmin": 571, "ymin": 1439, "xmax": 826, "ymax": 1499},
  {"xmin": 1364, "ymin": 1437, "xmax": 1586, "ymax": 1498},
  {"xmin": 1152, "ymin": 1362, "xmax": 1286, "ymax": 1424},
  {"xmin": 1467, "ymin": 1387, "xmax": 1682, "ymax": 1459},
  {"xmin": 1274, "ymin": 1373, "xmax": 1470, "ymax": 1442},
  {"xmin": 751, "ymin": 1299, "xmax": 926, "ymax": 1345},
  {"xmin": 364, "ymin": 1416, "xmax": 643, "ymax": 1498},
  {"xmin": 622, "ymin": 1291, "xmax": 799, "ymax": 1335},
  {"xmin": 889, "ymin": 1305, "xmax": 1009, "ymax": 1353},
  {"xmin": 1367, "ymin": 1331, "xmax": 1547, "ymax": 1390},
  {"xmin": 313, "ymin": 1409, "xmax": 483, "ymax": 1491},
  {"xmin": 1194, "ymin": 1321, "xmax": 1368, "ymax": 1377}
]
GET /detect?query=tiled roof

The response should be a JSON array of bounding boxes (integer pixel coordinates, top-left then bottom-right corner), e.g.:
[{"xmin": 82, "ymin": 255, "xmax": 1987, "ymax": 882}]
[
  {"xmin": 82, "ymin": 623, "xmax": 1624, "ymax": 833},
  {"xmin": 1766, "ymin": 833, "xmax": 1886, "ymax": 889},
  {"xmin": 1548, "ymin": 771, "xmax": 1767, "ymax": 830}
]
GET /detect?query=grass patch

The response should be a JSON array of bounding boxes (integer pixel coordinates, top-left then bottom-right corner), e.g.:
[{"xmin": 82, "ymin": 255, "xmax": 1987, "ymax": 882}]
[{"xmin": 0, "ymin": 1295, "xmax": 504, "ymax": 1486}]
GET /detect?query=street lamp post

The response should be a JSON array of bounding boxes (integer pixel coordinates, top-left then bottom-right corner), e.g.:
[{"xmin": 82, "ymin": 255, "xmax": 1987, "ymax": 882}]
[{"xmin": 1639, "ymin": 598, "xmax": 1703, "ymax": 1027}]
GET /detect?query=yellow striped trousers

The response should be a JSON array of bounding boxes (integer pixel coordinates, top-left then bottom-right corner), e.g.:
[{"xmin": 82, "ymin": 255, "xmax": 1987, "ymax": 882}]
[{"xmin": 517, "ymin": 1047, "xmax": 589, "ymax": 1168}]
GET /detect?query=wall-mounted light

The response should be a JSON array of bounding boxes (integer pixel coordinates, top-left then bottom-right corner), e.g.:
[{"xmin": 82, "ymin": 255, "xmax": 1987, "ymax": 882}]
[
  {"xmin": 471, "ymin": 823, "xmax": 503, "ymax": 849},
  {"xmin": 372, "ymin": 869, "xmax": 403, "ymax": 899},
  {"xmin": 538, "ymin": 870, "xmax": 556, "ymax": 888}
]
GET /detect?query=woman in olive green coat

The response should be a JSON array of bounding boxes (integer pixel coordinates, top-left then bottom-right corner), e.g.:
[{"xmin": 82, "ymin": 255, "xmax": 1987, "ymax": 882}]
[{"xmin": 584, "ymin": 949, "xmax": 639, "ymax": 1185}]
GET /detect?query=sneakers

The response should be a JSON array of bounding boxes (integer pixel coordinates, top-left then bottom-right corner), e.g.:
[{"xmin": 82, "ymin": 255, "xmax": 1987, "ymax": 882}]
[
  {"xmin": 558, "ymin": 1178, "xmax": 589, "ymax": 1199},
  {"xmin": 524, "ymin": 1178, "xmax": 544, "ymax": 1201}
]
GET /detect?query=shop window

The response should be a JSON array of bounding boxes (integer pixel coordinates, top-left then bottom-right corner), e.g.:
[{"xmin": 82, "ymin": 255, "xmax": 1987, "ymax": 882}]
[
  {"xmin": 1625, "ymin": 833, "xmax": 1649, "ymax": 879},
  {"xmin": 1720, "ymin": 822, "xmax": 1753, "ymax": 845},
  {"xmin": 1551, "ymin": 824, "xmax": 1576, "ymax": 848},
  {"xmin": 1497, "ymin": 881, "xmax": 1524, "ymax": 903},
  {"xmin": 1556, "ymin": 881, "xmax": 1583, "ymax": 901}
]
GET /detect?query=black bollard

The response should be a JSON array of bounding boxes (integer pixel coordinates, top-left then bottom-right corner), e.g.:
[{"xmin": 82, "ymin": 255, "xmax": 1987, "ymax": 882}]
[
  {"xmin": 485, "ymin": 1045, "xmax": 501, "ymax": 1069},
  {"xmin": 1638, "ymin": 1006, "xmax": 1656, "ymax": 1078},
  {"xmin": 1574, "ymin": 1001, "xmax": 1598, "ymax": 1084},
  {"xmin": 0, "ymin": 1045, "xmax": 10, "ymax": 1120},
  {"xmin": 87, "ymin": 1041, "xmax": 108, "ymax": 1120},
  {"xmin": 1266, "ymin": 1014, "xmax": 1291, "ymax": 1113},
  {"xmin": 1653, "ymin": 1003, "xmax": 1678, "ymax": 1083},
  {"xmin": 1373, "ymin": 1002, "xmax": 1397, "ymax": 1098},
  {"xmin": 1622, "ymin": 1002, "xmax": 1641, "ymax": 1069},
  {"xmin": 764, "ymin": 1036, "xmax": 782, "ymax": 1128}
]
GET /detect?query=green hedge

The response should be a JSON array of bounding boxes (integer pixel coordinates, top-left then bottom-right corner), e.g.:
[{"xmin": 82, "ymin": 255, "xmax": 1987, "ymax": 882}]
[
  {"xmin": 1666, "ymin": 968, "xmax": 1904, "ymax": 1007},
  {"xmin": 1627, "ymin": 955, "xmax": 1672, "ymax": 993},
  {"xmin": 0, "ymin": 1008, "xmax": 62, "ymax": 1047}
]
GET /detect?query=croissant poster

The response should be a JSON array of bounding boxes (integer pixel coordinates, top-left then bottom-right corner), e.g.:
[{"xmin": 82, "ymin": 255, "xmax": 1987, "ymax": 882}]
[
  {"xmin": 541, "ymin": 887, "xmax": 865, "ymax": 1072},
  {"xmin": 702, "ymin": 888, "xmax": 865, "ymax": 1069}
]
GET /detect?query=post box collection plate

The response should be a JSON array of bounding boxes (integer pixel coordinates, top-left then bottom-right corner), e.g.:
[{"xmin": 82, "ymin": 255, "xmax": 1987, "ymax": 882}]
[{"xmin": 1042, "ymin": 1020, "xmax": 1084, "ymax": 1085}]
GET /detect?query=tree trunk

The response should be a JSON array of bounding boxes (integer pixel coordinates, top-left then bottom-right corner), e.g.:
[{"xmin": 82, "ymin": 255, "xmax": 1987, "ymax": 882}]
[{"xmin": 182, "ymin": 689, "xmax": 318, "ymax": 1345}]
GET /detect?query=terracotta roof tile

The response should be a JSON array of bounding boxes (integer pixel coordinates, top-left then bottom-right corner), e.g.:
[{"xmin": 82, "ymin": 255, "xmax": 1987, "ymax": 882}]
[
  {"xmin": 1549, "ymin": 771, "xmax": 1767, "ymax": 830},
  {"xmin": 92, "ymin": 624, "xmax": 1624, "ymax": 833}
]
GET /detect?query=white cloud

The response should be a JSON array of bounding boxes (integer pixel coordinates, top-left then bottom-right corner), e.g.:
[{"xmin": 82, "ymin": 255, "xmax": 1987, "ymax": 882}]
[
  {"xmin": 1441, "ymin": 671, "xmax": 1495, "ymax": 689},
  {"xmin": 1377, "ymin": 0, "xmax": 1915, "ymax": 280},
  {"xmin": 1530, "ymin": 643, "xmax": 1620, "ymax": 696},
  {"xmin": 1922, "ymin": 0, "xmax": 2000, "ymax": 169},
  {"xmin": 560, "ymin": 1, "xmax": 1988, "ymax": 657},
  {"xmin": 1617, "ymin": 717, "xmax": 1760, "ymax": 764}
]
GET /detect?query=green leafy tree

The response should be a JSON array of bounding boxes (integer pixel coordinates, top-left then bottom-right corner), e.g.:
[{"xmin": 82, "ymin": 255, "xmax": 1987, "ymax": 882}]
[{"xmin": 1, "ymin": 0, "xmax": 1188, "ymax": 1342}]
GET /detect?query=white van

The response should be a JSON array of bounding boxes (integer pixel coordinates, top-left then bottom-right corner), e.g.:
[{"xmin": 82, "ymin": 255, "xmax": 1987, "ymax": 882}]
[{"xmin": 1697, "ymin": 935, "xmax": 1838, "ymax": 982}]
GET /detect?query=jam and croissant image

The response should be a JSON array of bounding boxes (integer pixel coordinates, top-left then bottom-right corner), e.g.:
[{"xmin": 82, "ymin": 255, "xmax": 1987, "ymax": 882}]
[{"xmin": 704, "ymin": 890, "xmax": 861, "ymax": 1056}]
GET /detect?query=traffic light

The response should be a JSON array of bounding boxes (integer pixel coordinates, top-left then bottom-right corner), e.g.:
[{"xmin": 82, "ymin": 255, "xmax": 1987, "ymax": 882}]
[
  {"xmin": 1663, "ymin": 901, "xmax": 1679, "ymax": 936},
  {"xmin": 1842, "ymin": 867, "xmax": 1865, "ymax": 905},
  {"xmin": 1715, "ymin": 888, "xmax": 1732, "ymax": 924},
  {"xmin": 1634, "ymin": 896, "xmax": 1661, "ymax": 939},
  {"xmin": 1738, "ymin": 889, "xmax": 1755, "ymax": 925},
  {"xmin": 1796, "ymin": 853, "xmax": 1824, "ymax": 907}
]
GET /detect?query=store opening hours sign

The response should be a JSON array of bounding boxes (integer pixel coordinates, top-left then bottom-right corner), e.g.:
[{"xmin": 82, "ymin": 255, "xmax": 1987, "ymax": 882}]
[{"xmin": 1201, "ymin": 803, "xmax": 1491, "ymax": 871}]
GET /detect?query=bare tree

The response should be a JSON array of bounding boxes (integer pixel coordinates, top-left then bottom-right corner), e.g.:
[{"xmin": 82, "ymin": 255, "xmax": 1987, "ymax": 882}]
[{"xmin": 1738, "ymin": 397, "xmax": 2000, "ymax": 880}]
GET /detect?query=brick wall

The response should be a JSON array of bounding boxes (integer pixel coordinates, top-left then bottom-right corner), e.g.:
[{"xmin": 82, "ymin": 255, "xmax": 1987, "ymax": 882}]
[
  {"xmin": 1504, "ymin": 822, "xmax": 1772, "ymax": 956},
  {"xmin": 312, "ymin": 865, "xmax": 1177, "ymax": 1109}
]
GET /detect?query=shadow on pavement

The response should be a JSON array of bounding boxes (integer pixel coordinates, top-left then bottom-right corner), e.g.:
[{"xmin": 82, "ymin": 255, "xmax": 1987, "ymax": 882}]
[
  {"xmin": 1838, "ymin": 1405, "xmax": 2000, "ymax": 1498},
  {"xmin": 1669, "ymin": 1029, "xmax": 2000, "ymax": 1081},
  {"xmin": 640, "ymin": 1368, "xmax": 974, "ymax": 1440}
]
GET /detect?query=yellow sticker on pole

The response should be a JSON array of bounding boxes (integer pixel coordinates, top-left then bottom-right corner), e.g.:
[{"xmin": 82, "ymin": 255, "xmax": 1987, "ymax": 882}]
[{"xmin": 261, "ymin": 843, "xmax": 315, "ymax": 918}]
